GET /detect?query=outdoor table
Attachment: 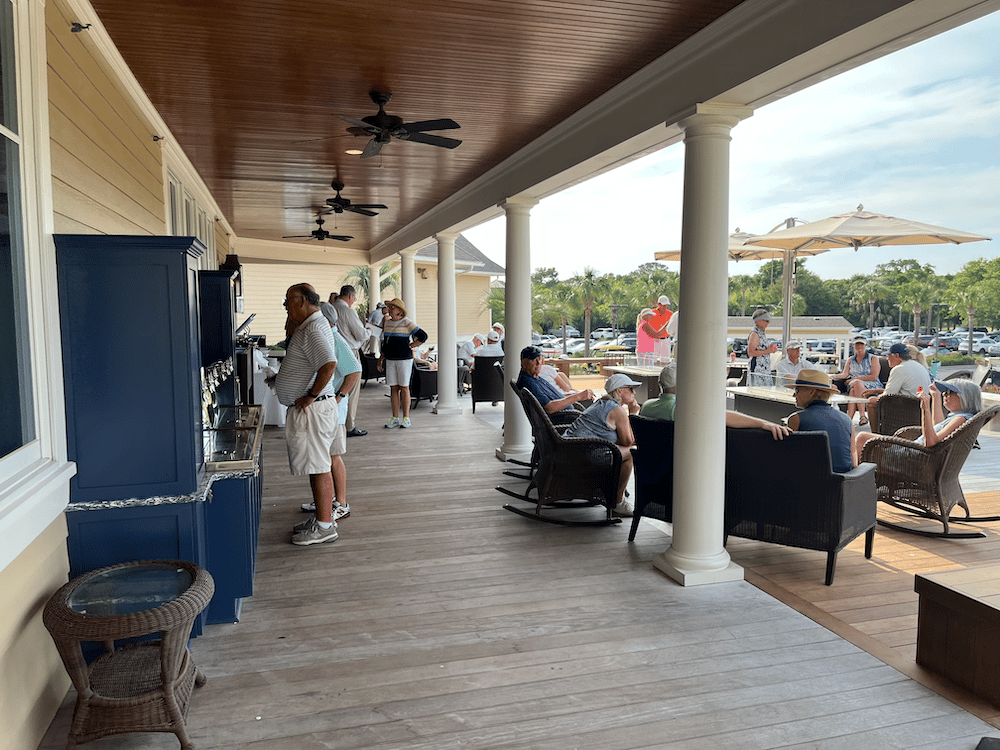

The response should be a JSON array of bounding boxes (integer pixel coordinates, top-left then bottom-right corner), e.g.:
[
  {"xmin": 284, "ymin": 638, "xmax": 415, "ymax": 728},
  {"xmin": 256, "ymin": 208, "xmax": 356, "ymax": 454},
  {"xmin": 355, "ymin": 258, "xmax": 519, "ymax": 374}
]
[
  {"xmin": 915, "ymin": 564, "xmax": 1000, "ymax": 706},
  {"xmin": 727, "ymin": 385, "xmax": 869, "ymax": 423},
  {"xmin": 43, "ymin": 560, "xmax": 215, "ymax": 749}
]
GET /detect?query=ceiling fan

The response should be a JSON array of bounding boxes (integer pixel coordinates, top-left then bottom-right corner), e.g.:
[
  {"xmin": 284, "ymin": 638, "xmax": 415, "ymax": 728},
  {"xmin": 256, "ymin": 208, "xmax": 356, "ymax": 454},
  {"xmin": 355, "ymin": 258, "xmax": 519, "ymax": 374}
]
[
  {"xmin": 338, "ymin": 90, "xmax": 462, "ymax": 159},
  {"xmin": 283, "ymin": 216, "xmax": 352, "ymax": 242},
  {"xmin": 325, "ymin": 180, "xmax": 388, "ymax": 216}
]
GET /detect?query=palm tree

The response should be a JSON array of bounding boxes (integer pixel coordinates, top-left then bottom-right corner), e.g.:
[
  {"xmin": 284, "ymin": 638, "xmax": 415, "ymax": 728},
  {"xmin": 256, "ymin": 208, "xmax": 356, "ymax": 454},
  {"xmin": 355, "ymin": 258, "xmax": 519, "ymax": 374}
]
[
  {"xmin": 850, "ymin": 278, "xmax": 887, "ymax": 335},
  {"xmin": 571, "ymin": 268, "xmax": 604, "ymax": 357},
  {"xmin": 344, "ymin": 263, "xmax": 399, "ymax": 316}
]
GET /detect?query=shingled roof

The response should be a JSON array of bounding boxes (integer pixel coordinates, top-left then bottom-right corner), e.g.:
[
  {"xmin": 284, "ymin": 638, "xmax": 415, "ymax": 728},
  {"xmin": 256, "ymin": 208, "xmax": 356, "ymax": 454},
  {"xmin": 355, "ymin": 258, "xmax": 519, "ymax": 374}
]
[{"xmin": 415, "ymin": 234, "xmax": 505, "ymax": 276}]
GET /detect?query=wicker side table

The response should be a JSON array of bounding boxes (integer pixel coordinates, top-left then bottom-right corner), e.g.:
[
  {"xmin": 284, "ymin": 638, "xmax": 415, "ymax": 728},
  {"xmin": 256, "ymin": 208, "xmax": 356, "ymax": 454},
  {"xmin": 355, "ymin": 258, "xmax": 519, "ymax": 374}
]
[{"xmin": 43, "ymin": 560, "xmax": 215, "ymax": 749}]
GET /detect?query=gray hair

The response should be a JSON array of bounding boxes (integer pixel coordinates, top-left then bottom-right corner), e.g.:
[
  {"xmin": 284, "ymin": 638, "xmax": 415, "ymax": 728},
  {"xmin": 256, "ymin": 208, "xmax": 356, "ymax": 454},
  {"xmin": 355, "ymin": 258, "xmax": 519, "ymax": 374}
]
[
  {"xmin": 291, "ymin": 283, "xmax": 321, "ymax": 306},
  {"xmin": 949, "ymin": 379, "xmax": 983, "ymax": 415},
  {"xmin": 339, "ymin": 284, "xmax": 356, "ymax": 297}
]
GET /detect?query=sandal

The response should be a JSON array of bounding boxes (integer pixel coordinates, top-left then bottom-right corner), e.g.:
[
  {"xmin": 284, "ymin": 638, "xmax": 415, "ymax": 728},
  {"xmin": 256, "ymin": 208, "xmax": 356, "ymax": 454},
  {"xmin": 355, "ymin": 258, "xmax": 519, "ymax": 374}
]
[{"xmin": 858, "ymin": 417, "xmax": 869, "ymax": 426}]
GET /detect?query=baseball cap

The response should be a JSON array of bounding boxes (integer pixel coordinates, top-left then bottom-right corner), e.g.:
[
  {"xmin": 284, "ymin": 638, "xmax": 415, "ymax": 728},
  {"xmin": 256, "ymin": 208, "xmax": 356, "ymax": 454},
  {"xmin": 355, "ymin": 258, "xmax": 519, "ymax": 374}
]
[
  {"xmin": 933, "ymin": 380, "xmax": 960, "ymax": 394},
  {"xmin": 657, "ymin": 295, "xmax": 671, "ymax": 306},
  {"xmin": 785, "ymin": 339, "xmax": 802, "ymax": 350},
  {"xmin": 487, "ymin": 330, "xmax": 501, "ymax": 342},
  {"xmin": 888, "ymin": 343, "xmax": 909, "ymax": 356},
  {"xmin": 605, "ymin": 373, "xmax": 641, "ymax": 393},
  {"xmin": 520, "ymin": 345, "xmax": 542, "ymax": 360},
  {"xmin": 658, "ymin": 363, "xmax": 677, "ymax": 390}
]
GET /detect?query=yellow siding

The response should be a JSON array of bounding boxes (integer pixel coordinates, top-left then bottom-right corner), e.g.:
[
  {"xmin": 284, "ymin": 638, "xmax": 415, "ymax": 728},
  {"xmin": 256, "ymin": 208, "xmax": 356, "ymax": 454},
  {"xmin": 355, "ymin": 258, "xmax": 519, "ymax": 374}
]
[
  {"xmin": 47, "ymin": 0, "xmax": 165, "ymax": 235},
  {"xmin": 0, "ymin": 518, "xmax": 71, "ymax": 750},
  {"xmin": 457, "ymin": 274, "xmax": 493, "ymax": 339}
]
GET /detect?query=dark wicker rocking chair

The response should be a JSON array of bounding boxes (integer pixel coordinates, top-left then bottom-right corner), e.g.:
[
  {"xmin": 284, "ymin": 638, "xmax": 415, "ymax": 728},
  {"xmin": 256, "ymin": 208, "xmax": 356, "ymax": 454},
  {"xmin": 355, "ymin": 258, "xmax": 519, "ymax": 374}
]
[
  {"xmin": 860, "ymin": 404, "xmax": 1000, "ymax": 537},
  {"xmin": 872, "ymin": 393, "xmax": 922, "ymax": 436},
  {"xmin": 496, "ymin": 389, "xmax": 622, "ymax": 526}
]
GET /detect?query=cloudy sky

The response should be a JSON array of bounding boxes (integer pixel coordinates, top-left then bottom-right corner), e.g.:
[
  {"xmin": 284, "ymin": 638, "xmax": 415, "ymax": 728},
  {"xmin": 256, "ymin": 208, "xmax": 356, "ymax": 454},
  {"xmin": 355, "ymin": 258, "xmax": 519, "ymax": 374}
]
[{"xmin": 463, "ymin": 9, "xmax": 1000, "ymax": 282}]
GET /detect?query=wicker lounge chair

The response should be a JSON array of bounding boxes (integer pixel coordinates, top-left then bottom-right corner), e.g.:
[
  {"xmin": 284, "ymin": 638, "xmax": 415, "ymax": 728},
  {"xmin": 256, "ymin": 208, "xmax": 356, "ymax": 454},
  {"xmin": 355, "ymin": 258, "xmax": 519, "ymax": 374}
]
[
  {"xmin": 872, "ymin": 393, "xmax": 921, "ymax": 436},
  {"xmin": 43, "ymin": 560, "xmax": 215, "ymax": 750},
  {"xmin": 497, "ymin": 389, "xmax": 622, "ymax": 526},
  {"xmin": 628, "ymin": 415, "xmax": 878, "ymax": 584},
  {"xmin": 861, "ymin": 404, "xmax": 1000, "ymax": 537}
]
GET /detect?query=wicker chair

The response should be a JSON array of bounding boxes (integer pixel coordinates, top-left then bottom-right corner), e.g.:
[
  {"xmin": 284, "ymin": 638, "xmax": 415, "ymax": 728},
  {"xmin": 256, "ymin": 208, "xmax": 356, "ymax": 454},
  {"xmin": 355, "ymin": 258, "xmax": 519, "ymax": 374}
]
[
  {"xmin": 43, "ymin": 560, "xmax": 215, "ymax": 750},
  {"xmin": 628, "ymin": 417, "xmax": 877, "ymax": 584},
  {"xmin": 471, "ymin": 355, "xmax": 505, "ymax": 413},
  {"xmin": 360, "ymin": 352, "xmax": 383, "ymax": 387},
  {"xmin": 497, "ymin": 389, "xmax": 622, "ymax": 526},
  {"xmin": 861, "ymin": 404, "xmax": 1000, "ymax": 537},
  {"xmin": 872, "ymin": 393, "xmax": 922, "ymax": 436},
  {"xmin": 410, "ymin": 365, "xmax": 438, "ymax": 406}
]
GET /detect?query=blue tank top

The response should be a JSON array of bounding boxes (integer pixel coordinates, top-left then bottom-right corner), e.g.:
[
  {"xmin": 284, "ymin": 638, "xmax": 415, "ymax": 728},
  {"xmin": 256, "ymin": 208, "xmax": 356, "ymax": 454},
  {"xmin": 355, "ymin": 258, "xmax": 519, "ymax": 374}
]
[
  {"xmin": 563, "ymin": 398, "xmax": 620, "ymax": 443},
  {"xmin": 795, "ymin": 400, "xmax": 853, "ymax": 473}
]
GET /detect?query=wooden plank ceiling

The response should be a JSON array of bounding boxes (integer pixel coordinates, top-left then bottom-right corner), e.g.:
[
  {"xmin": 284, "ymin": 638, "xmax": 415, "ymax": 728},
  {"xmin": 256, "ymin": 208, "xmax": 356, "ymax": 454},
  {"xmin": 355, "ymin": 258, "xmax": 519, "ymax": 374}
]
[{"xmin": 88, "ymin": 0, "xmax": 744, "ymax": 252}]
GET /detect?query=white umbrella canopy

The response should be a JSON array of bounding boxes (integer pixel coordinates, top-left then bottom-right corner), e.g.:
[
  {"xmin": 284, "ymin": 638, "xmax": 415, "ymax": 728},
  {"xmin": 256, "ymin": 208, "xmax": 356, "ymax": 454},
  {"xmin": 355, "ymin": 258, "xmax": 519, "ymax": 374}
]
[
  {"xmin": 743, "ymin": 205, "xmax": 992, "ymax": 347},
  {"xmin": 744, "ymin": 204, "xmax": 992, "ymax": 252},
  {"xmin": 655, "ymin": 228, "xmax": 776, "ymax": 262}
]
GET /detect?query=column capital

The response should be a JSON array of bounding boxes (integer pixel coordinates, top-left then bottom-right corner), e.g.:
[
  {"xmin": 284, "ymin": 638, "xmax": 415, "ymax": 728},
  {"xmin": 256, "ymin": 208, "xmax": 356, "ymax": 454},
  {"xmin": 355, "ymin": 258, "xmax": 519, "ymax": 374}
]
[
  {"xmin": 398, "ymin": 247, "xmax": 419, "ymax": 259},
  {"xmin": 499, "ymin": 196, "xmax": 539, "ymax": 214},
  {"xmin": 669, "ymin": 102, "xmax": 754, "ymax": 132},
  {"xmin": 434, "ymin": 231, "xmax": 459, "ymax": 244}
]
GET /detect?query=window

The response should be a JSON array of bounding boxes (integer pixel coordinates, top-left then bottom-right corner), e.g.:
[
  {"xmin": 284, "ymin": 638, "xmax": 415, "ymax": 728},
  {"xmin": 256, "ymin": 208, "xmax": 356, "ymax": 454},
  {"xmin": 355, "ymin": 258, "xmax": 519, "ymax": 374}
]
[{"xmin": 0, "ymin": 0, "xmax": 32, "ymax": 459}]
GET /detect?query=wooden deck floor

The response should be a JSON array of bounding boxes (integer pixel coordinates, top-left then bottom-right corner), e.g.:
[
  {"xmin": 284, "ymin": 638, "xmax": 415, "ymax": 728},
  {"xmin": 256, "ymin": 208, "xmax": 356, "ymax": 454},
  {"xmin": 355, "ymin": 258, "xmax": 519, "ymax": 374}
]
[{"xmin": 37, "ymin": 384, "xmax": 1000, "ymax": 749}]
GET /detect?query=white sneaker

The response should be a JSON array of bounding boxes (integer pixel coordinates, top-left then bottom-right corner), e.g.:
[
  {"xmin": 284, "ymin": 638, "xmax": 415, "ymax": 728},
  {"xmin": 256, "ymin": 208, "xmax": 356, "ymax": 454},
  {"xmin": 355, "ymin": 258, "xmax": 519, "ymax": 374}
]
[
  {"xmin": 400, "ymin": 417, "xmax": 411, "ymax": 428},
  {"xmin": 300, "ymin": 501, "xmax": 316, "ymax": 513},
  {"xmin": 333, "ymin": 502, "xmax": 350, "ymax": 520},
  {"xmin": 613, "ymin": 500, "xmax": 634, "ymax": 517},
  {"xmin": 384, "ymin": 417, "xmax": 400, "ymax": 428},
  {"xmin": 293, "ymin": 516, "xmax": 338, "ymax": 533}
]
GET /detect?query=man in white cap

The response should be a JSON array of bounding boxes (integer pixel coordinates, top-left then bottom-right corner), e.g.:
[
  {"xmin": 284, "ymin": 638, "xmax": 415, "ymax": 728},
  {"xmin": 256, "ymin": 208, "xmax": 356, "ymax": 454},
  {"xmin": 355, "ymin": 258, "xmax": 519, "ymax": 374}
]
[
  {"xmin": 473, "ymin": 329, "xmax": 504, "ymax": 358},
  {"xmin": 457, "ymin": 333, "xmax": 485, "ymax": 393},
  {"xmin": 775, "ymin": 339, "xmax": 806, "ymax": 386},
  {"xmin": 648, "ymin": 295, "xmax": 674, "ymax": 362}
]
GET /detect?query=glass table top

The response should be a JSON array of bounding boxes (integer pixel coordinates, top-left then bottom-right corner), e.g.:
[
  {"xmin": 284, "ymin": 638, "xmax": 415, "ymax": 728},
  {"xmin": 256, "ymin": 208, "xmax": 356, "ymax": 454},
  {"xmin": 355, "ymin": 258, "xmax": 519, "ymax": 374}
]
[{"xmin": 67, "ymin": 563, "xmax": 193, "ymax": 616}]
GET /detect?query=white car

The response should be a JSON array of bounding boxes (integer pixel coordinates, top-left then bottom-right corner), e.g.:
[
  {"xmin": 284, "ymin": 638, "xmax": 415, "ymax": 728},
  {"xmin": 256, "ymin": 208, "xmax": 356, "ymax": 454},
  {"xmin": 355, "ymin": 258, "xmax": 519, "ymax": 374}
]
[
  {"xmin": 591, "ymin": 327, "xmax": 616, "ymax": 340},
  {"xmin": 987, "ymin": 341, "xmax": 1000, "ymax": 356},
  {"xmin": 970, "ymin": 337, "xmax": 996, "ymax": 354}
]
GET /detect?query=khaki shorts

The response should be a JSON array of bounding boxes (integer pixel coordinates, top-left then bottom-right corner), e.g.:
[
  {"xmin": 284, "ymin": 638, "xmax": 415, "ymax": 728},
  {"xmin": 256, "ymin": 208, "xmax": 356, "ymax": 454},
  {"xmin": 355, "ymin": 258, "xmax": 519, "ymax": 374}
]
[
  {"xmin": 329, "ymin": 422, "xmax": 347, "ymax": 457},
  {"xmin": 285, "ymin": 399, "xmax": 338, "ymax": 475}
]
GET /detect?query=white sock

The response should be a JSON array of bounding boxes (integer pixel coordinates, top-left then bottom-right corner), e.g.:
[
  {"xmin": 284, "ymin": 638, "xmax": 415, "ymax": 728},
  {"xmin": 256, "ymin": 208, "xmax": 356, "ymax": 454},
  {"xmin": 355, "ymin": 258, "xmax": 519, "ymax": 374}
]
[{"xmin": 317, "ymin": 521, "xmax": 334, "ymax": 529}]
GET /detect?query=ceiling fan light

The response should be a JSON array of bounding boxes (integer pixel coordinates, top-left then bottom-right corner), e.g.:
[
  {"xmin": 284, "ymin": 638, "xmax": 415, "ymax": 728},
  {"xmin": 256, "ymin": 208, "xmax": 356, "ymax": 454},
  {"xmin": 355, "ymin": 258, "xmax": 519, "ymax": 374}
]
[{"xmin": 346, "ymin": 148, "xmax": 363, "ymax": 155}]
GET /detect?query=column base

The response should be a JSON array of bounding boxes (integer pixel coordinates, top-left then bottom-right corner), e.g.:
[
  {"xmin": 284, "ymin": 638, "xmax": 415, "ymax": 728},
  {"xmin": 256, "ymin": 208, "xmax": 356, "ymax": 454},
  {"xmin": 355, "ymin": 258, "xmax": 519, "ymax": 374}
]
[
  {"xmin": 495, "ymin": 445, "xmax": 532, "ymax": 462},
  {"xmin": 652, "ymin": 548, "xmax": 744, "ymax": 586},
  {"xmin": 431, "ymin": 403, "xmax": 463, "ymax": 416}
]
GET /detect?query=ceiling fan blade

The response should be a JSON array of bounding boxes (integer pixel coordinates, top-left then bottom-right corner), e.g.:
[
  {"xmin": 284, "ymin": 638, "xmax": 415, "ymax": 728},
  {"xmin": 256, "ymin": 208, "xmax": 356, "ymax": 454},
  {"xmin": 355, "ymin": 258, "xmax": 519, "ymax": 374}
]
[
  {"xmin": 402, "ymin": 118, "xmax": 460, "ymax": 133},
  {"xmin": 345, "ymin": 126, "xmax": 371, "ymax": 137},
  {"xmin": 399, "ymin": 132, "xmax": 462, "ymax": 149},
  {"xmin": 328, "ymin": 235, "xmax": 353, "ymax": 241},
  {"xmin": 282, "ymin": 235, "xmax": 313, "ymax": 238},
  {"xmin": 344, "ymin": 206, "xmax": 378, "ymax": 217},
  {"xmin": 361, "ymin": 139, "xmax": 385, "ymax": 159},
  {"xmin": 339, "ymin": 115, "xmax": 374, "ymax": 130},
  {"xmin": 349, "ymin": 203, "xmax": 389, "ymax": 210}
]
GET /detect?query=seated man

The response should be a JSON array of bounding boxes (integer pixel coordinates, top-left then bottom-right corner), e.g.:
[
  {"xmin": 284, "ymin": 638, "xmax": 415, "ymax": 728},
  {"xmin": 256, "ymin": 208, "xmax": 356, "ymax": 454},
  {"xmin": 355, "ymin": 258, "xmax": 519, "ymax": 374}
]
[
  {"xmin": 639, "ymin": 363, "xmax": 677, "ymax": 421},
  {"xmin": 473, "ymin": 329, "xmax": 504, "ymax": 358},
  {"xmin": 456, "ymin": 334, "xmax": 484, "ymax": 393},
  {"xmin": 785, "ymin": 369, "xmax": 855, "ymax": 473},
  {"xmin": 863, "ymin": 342, "xmax": 932, "ymax": 423},
  {"xmin": 516, "ymin": 346, "xmax": 594, "ymax": 415},
  {"xmin": 775, "ymin": 339, "xmax": 807, "ymax": 386},
  {"xmin": 640, "ymin": 364, "xmax": 790, "ymax": 439}
]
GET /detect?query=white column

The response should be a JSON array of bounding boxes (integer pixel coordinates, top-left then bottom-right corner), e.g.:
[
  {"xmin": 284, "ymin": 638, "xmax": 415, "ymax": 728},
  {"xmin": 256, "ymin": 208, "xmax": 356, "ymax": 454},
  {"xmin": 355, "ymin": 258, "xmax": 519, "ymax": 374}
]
[
  {"xmin": 653, "ymin": 104, "xmax": 752, "ymax": 586},
  {"xmin": 495, "ymin": 196, "xmax": 537, "ymax": 461},
  {"xmin": 433, "ymin": 232, "xmax": 461, "ymax": 415},
  {"xmin": 399, "ymin": 248, "xmax": 417, "ymax": 321},
  {"xmin": 368, "ymin": 262, "xmax": 381, "ymax": 307}
]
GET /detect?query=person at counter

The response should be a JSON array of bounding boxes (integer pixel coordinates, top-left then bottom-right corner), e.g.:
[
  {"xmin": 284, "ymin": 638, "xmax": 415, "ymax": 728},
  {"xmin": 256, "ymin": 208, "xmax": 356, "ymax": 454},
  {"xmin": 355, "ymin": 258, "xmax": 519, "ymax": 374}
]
[{"xmin": 276, "ymin": 284, "xmax": 352, "ymax": 546}]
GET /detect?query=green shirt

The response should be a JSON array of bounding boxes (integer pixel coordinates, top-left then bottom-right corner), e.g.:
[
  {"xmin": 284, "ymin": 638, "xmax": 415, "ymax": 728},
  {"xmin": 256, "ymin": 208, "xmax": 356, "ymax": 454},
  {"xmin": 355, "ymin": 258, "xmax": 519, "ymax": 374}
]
[{"xmin": 639, "ymin": 393, "xmax": 676, "ymax": 421}]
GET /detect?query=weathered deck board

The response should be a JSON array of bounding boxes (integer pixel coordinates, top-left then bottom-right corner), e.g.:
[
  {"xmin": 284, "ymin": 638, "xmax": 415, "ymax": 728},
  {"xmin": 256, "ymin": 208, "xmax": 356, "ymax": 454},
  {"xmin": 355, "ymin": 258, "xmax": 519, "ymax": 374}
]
[{"xmin": 36, "ymin": 385, "xmax": 1000, "ymax": 748}]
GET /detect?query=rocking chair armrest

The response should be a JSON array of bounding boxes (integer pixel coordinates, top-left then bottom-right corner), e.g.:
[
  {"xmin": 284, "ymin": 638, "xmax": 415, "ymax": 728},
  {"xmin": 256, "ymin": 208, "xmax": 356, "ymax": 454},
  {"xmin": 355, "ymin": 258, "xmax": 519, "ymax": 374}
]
[
  {"xmin": 860, "ymin": 433, "xmax": 934, "ymax": 463},
  {"xmin": 893, "ymin": 426, "xmax": 922, "ymax": 440}
]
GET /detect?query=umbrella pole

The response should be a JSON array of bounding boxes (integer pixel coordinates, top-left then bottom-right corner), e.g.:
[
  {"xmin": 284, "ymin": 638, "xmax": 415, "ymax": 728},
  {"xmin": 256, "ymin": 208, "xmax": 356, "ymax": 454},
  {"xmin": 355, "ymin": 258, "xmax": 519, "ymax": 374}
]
[{"xmin": 781, "ymin": 247, "xmax": 794, "ymax": 350}]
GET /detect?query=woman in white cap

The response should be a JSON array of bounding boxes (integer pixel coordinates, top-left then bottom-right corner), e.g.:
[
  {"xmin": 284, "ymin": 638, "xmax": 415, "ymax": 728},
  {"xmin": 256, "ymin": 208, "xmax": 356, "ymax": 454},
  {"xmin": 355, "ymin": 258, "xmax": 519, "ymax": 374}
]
[
  {"xmin": 831, "ymin": 337, "xmax": 882, "ymax": 425},
  {"xmin": 853, "ymin": 378, "xmax": 982, "ymax": 462},
  {"xmin": 563, "ymin": 372, "xmax": 641, "ymax": 516},
  {"xmin": 747, "ymin": 308, "xmax": 778, "ymax": 386}
]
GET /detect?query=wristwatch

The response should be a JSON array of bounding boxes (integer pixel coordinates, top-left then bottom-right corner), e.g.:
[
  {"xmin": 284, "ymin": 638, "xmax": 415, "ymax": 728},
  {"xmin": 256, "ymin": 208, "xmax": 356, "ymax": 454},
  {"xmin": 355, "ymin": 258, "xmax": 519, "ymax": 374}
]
[
  {"xmin": 306, "ymin": 392, "xmax": 318, "ymax": 399},
  {"xmin": 335, "ymin": 390, "xmax": 347, "ymax": 399}
]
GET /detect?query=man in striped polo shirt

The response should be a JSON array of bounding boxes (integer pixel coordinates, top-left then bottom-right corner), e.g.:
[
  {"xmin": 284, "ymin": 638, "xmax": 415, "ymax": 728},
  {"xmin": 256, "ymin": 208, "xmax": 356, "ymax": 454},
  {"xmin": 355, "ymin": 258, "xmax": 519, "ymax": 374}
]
[{"xmin": 276, "ymin": 283, "xmax": 346, "ymax": 546}]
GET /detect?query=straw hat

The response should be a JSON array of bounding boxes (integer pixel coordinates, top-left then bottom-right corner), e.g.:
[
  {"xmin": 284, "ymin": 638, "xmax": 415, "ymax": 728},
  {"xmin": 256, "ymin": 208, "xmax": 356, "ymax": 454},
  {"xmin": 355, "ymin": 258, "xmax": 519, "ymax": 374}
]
[
  {"xmin": 384, "ymin": 297, "xmax": 406, "ymax": 316},
  {"xmin": 785, "ymin": 368, "xmax": 838, "ymax": 393}
]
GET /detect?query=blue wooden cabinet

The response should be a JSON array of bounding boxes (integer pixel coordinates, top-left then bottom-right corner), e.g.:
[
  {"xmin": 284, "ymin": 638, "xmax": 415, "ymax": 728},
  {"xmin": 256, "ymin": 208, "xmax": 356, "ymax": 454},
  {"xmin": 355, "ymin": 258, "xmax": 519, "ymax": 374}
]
[{"xmin": 55, "ymin": 235, "xmax": 205, "ymax": 502}]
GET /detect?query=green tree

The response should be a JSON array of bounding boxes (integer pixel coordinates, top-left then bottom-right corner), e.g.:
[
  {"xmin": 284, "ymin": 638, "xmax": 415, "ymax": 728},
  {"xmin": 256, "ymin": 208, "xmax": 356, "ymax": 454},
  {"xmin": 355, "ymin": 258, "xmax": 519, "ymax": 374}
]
[
  {"xmin": 344, "ymin": 262, "xmax": 399, "ymax": 317},
  {"xmin": 943, "ymin": 259, "xmax": 1000, "ymax": 353},
  {"xmin": 569, "ymin": 267, "xmax": 606, "ymax": 356}
]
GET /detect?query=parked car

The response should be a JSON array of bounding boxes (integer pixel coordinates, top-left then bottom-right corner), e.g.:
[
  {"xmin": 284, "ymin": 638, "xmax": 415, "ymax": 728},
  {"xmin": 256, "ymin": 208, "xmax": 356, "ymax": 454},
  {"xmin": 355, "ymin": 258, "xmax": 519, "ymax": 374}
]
[
  {"xmin": 559, "ymin": 325, "xmax": 581, "ymax": 337},
  {"xmin": 617, "ymin": 334, "xmax": 637, "ymax": 352},
  {"xmin": 971, "ymin": 337, "xmax": 997, "ymax": 354},
  {"xmin": 590, "ymin": 327, "xmax": 615, "ymax": 340},
  {"xmin": 987, "ymin": 341, "xmax": 1000, "ymax": 356}
]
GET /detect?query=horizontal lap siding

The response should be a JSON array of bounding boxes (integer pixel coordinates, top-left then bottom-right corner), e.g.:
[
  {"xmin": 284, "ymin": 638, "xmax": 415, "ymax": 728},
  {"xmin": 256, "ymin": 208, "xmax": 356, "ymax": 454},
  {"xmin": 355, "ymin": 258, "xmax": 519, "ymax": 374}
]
[{"xmin": 47, "ymin": 0, "xmax": 164, "ymax": 235}]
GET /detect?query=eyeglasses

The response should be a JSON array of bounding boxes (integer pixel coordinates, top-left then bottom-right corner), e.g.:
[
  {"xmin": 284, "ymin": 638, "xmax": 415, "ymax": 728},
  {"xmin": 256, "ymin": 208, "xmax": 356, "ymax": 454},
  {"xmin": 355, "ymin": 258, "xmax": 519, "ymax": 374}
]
[{"xmin": 282, "ymin": 294, "xmax": 303, "ymax": 308}]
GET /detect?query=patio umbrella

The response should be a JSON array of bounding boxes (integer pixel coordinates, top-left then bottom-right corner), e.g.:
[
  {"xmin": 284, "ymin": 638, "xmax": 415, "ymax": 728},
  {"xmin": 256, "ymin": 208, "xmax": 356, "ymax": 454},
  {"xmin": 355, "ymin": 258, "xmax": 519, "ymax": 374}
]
[
  {"xmin": 744, "ymin": 205, "xmax": 992, "ymax": 347},
  {"xmin": 654, "ymin": 228, "xmax": 770, "ymax": 262}
]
